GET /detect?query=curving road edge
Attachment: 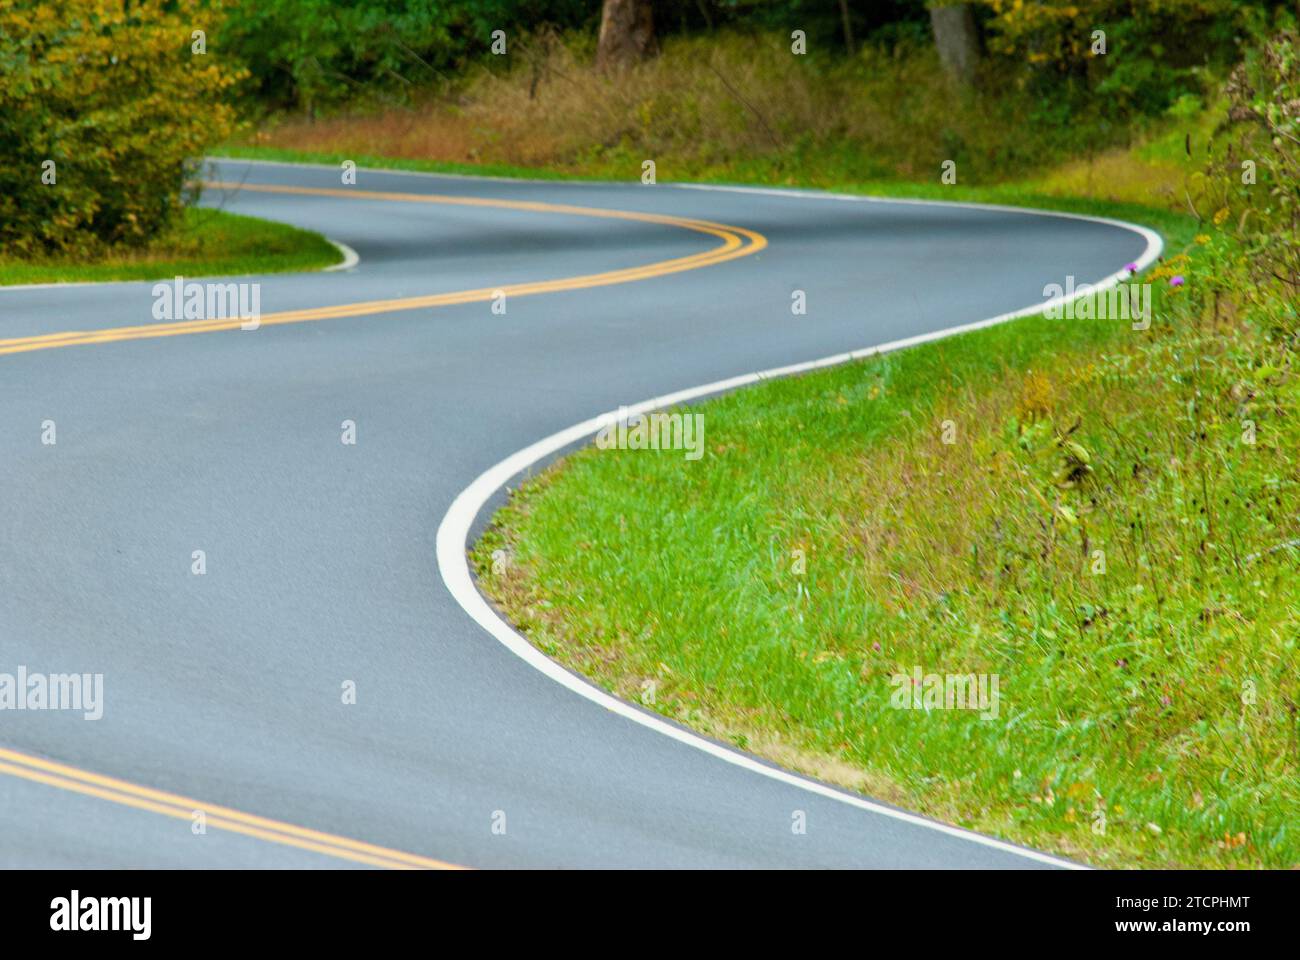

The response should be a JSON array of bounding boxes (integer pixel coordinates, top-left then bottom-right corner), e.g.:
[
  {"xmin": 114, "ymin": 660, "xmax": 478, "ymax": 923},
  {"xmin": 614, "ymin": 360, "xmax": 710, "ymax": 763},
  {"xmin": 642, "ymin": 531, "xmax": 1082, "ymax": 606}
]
[{"xmin": 435, "ymin": 182, "xmax": 1165, "ymax": 872}]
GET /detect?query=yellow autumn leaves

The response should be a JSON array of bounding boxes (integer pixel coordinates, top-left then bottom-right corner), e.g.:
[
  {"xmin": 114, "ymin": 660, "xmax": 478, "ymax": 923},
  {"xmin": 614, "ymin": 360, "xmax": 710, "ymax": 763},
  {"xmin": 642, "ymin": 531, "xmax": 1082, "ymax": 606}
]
[{"xmin": 0, "ymin": 1, "xmax": 247, "ymax": 255}]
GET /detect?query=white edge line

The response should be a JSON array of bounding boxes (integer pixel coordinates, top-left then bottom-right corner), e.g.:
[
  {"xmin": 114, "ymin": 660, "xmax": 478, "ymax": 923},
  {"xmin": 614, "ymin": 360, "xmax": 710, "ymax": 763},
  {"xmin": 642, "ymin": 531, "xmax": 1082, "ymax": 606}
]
[
  {"xmin": 0, "ymin": 241, "xmax": 355, "ymax": 292},
  {"xmin": 436, "ymin": 184, "xmax": 1164, "ymax": 871},
  {"xmin": 0, "ymin": 278, "xmax": 113, "ymax": 294},
  {"xmin": 211, "ymin": 153, "xmax": 619, "ymax": 187},
  {"xmin": 0, "ymin": 216, "xmax": 357, "ymax": 294},
  {"xmin": 323, "ymin": 239, "xmax": 360, "ymax": 272}
]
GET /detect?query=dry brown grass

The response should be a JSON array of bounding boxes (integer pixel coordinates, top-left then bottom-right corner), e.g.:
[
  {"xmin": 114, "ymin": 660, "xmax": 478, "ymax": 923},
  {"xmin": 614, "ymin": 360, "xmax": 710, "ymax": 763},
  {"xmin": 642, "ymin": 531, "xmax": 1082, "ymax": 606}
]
[
  {"xmin": 1033, "ymin": 148, "xmax": 1187, "ymax": 207},
  {"xmin": 249, "ymin": 105, "xmax": 491, "ymax": 163},
  {"xmin": 249, "ymin": 30, "xmax": 1128, "ymax": 185}
]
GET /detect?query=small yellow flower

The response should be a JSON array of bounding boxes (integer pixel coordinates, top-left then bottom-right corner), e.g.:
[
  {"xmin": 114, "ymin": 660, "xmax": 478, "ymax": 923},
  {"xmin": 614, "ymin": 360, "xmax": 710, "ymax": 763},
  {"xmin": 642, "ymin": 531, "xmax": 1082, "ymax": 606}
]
[{"xmin": 1195, "ymin": 234, "xmax": 1210, "ymax": 245}]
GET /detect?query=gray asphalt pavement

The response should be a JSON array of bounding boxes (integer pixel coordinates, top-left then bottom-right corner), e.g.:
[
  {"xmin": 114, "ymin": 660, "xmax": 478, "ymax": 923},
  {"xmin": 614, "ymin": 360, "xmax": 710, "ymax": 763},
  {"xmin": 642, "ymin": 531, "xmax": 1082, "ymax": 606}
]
[{"xmin": 0, "ymin": 159, "xmax": 1150, "ymax": 868}]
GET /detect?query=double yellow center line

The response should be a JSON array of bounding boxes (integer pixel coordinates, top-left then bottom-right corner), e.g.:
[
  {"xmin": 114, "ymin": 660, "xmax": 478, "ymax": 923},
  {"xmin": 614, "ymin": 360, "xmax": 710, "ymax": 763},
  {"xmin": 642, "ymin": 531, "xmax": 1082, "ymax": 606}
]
[
  {"xmin": 0, "ymin": 746, "xmax": 458, "ymax": 869},
  {"xmin": 0, "ymin": 181, "xmax": 767, "ymax": 357},
  {"xmin": 0, "ymin": 178, "xmax": 768, "ymax": 868}
]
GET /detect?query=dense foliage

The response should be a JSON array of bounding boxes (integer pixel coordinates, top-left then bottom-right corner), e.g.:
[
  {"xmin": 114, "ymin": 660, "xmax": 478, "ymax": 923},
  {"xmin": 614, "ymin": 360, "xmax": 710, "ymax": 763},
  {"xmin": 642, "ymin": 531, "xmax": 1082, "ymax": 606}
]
[
  {"xmin": 218, "ymin": 0, "xmax": 592, "ymax": 113},
  {"xmin": 216, "ymin": 0, "xmax": 1294, "ymax": 115},
  {"xmin": 218, "ymin": 1, "xmax": 937, "ymax": 111},
  {"xmin": 979, "ymin": 0, "xmax": 1286, "ymax": 115},
  {"xmin": 0, "ymin": 0, "xmax": 245, "ymax": 255}
]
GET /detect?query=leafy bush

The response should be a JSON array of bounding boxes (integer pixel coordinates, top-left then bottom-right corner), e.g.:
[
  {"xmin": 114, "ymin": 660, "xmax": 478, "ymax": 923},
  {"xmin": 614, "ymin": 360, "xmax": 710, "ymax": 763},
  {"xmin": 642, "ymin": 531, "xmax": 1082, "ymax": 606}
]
[{"xmin": 0, "ymin": 0, "xmax": 245, "ymax": 256}]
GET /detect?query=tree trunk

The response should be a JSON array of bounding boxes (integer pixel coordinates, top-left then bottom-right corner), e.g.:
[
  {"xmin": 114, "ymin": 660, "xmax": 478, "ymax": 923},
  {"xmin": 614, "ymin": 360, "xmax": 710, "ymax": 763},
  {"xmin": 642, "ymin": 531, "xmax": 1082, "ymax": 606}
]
[
  {"xmin": 929, "ymin": 3, "xmax": 980, "ymax": 86},
  {"xmin": 596, "ymin": 0, "xmax": 656, "ymax": 70}
]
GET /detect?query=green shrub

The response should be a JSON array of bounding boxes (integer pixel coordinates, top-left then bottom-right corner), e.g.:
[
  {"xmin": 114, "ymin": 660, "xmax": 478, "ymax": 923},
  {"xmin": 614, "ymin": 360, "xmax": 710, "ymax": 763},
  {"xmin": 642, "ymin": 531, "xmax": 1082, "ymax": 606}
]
[
  {"xmin": 218, "ymin": 0, "xmax": 595, "ymax": 113},
  {"xmin": 0, "ymin": 0, "xmax": 245, "ymax": 256},
  {"xmin": 978, "ymin": 0, "xmax": 1288, "ymax": 116},
  {"xmin": 1213, "ymin": 28, "xmax": 1300, "ymax": 337}
]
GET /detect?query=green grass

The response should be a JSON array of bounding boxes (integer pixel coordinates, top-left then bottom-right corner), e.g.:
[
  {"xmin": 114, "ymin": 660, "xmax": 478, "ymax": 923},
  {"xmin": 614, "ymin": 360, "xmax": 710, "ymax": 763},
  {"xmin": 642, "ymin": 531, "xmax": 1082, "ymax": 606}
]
[
  {"xmin": 0, "ymin": 207, "xmax": 341, "ymax": 286},
  {"xmin": 469, "ymin": 184, "xmax": 1300, "ymax": 867}
]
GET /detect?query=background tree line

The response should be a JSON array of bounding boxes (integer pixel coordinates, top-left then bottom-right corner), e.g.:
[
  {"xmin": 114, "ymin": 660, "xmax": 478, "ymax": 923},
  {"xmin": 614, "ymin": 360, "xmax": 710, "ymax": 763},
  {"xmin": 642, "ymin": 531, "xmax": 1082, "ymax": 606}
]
[
  {"xmin": 221, "ymin": 0, "xmax": 1290, "ymax": 118},
  {"xmin": 2, "ymin": 0, "xmax": 1296, "ymax": 256}
]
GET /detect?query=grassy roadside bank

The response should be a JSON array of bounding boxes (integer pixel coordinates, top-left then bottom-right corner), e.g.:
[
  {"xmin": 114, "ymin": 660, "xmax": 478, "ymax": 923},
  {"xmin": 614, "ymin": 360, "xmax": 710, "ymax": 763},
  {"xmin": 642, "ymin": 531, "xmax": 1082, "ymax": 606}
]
[
  {"xmin": 469, "ymin": 203, "xmax": 1299, "ymax": 868},
  {"xmin": 0, "ymin": 208, "xmax": 341, "ymax": 286}
]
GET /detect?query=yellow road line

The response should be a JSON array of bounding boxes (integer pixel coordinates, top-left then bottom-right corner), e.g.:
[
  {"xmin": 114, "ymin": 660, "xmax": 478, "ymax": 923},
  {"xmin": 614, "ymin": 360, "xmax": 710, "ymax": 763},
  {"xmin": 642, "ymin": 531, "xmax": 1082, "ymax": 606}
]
[
  {"xmin": 0, "ymin": 748, "xmax": 460, "ymax": 870},
  {"xmin": 0, "ymin": 179, "xmax": 767, "ymax": 868},
  {"xmin": 0, "ymin": 181, "xmax": 767, "ymax": 357}
]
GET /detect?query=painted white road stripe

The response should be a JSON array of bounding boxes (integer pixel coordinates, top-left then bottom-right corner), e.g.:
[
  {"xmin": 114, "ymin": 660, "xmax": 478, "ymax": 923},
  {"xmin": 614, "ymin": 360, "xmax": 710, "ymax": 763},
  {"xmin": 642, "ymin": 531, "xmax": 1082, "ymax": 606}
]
[
  {"xmin": 0, "ymin": 233, "xmax": 356, "ymax": 294},
  {"xmin": 323, "ymin": 239, "xmax": 360, "ymax": 271},
  {"xmin": 436, "ymin": 188, "xmax": 1162, "ymax": 871}
]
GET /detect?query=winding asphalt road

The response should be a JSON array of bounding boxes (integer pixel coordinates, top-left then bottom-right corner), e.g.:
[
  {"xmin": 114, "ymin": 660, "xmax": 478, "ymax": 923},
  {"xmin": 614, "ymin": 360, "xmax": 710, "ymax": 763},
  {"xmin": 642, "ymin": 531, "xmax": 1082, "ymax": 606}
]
[{"xmin": 0, "ymin": 159, "xmax": 1154, "ymax": 868}]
